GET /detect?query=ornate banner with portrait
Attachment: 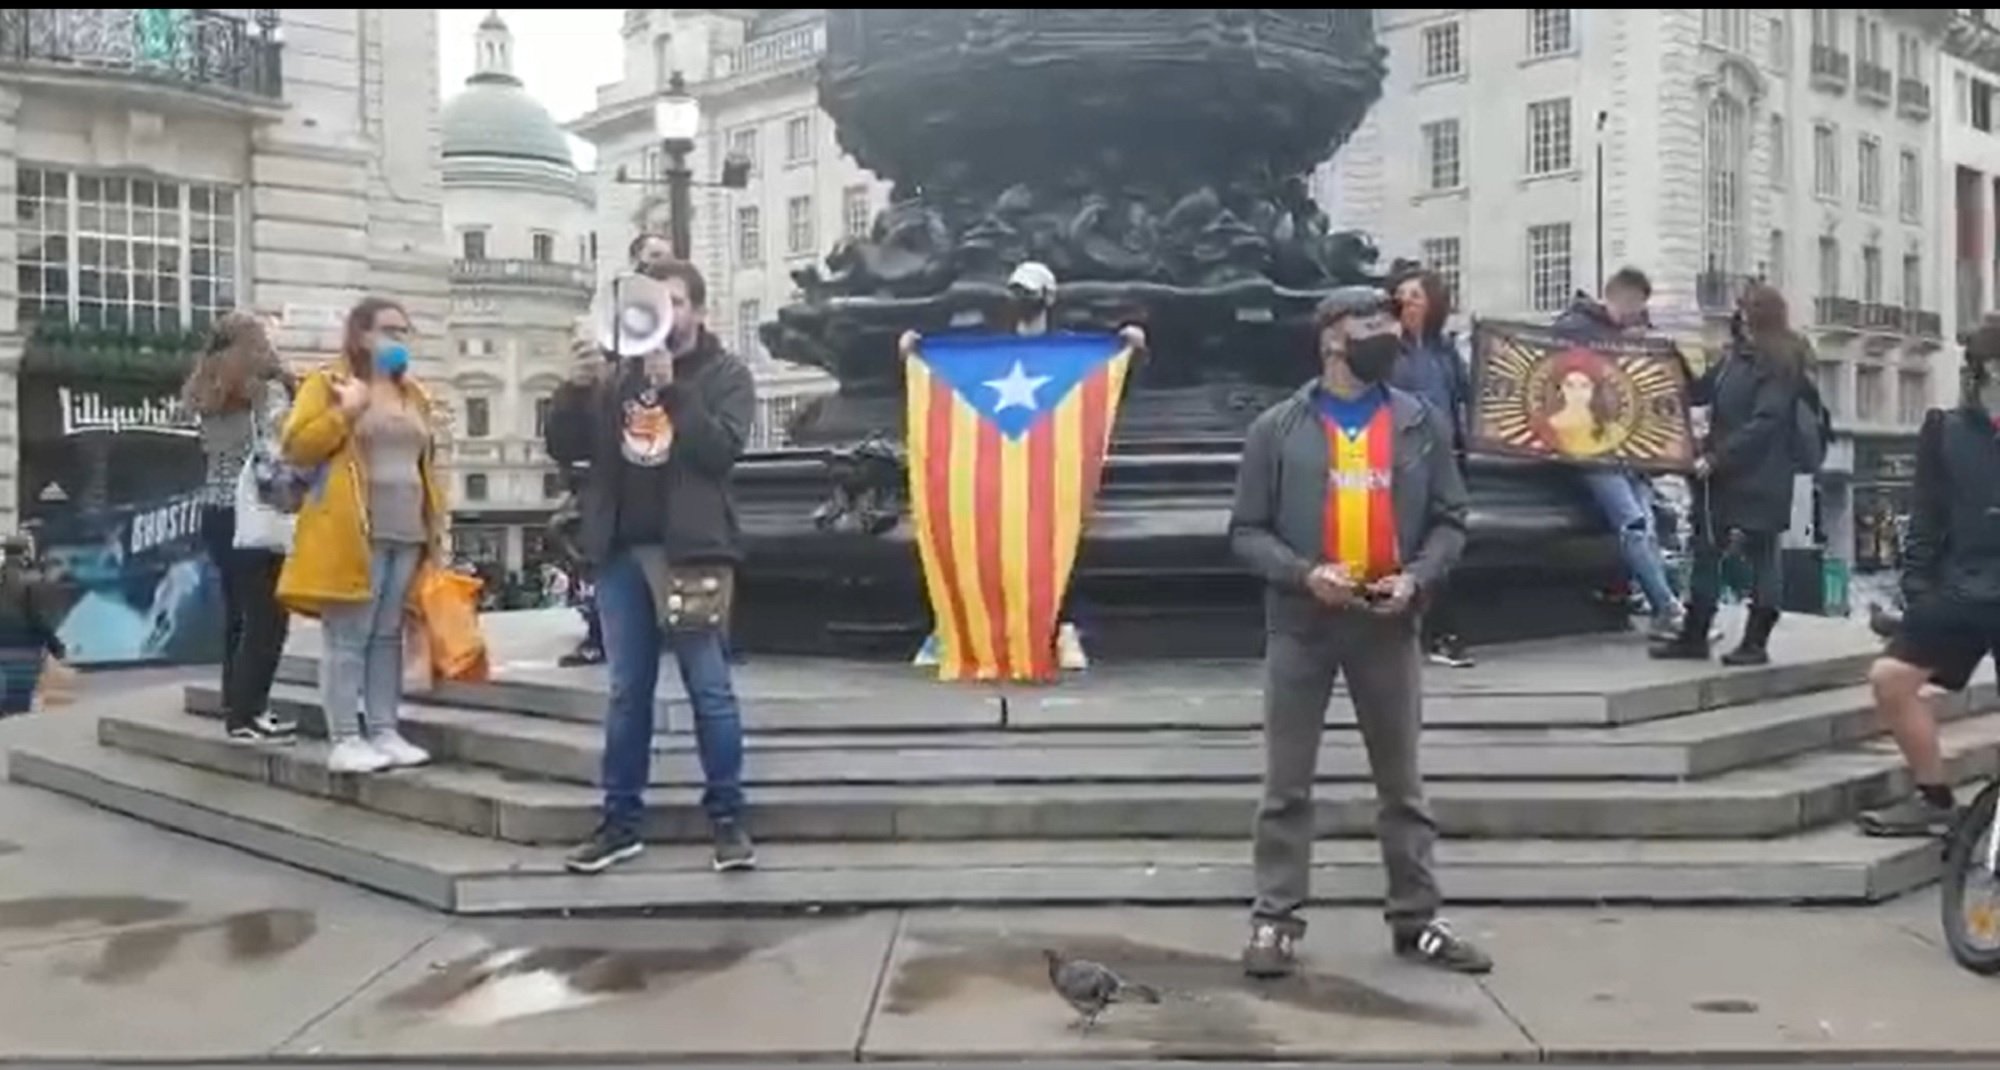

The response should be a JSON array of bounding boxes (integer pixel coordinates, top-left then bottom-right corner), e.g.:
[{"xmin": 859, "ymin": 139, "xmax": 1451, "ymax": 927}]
[{"xmin": 1468, "ymin": 320, "xmax": 1696, "ymax": 472}]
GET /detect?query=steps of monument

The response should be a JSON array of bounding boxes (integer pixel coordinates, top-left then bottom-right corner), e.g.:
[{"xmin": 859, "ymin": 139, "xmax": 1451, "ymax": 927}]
[
  {"xmin": 83, "ymin": 702, "xmax": 2000, "ymax": 842},
  {"xmin": 270, "ymin": 637, "xmax": 1878, "ymax": 732},
  {"xmin": 6, "ymin": 726, "xmax": 1946, "ymax": 912},
  {"xmin": 184, "ymin": 681, "xmax": 1998, "ymax": 786}
]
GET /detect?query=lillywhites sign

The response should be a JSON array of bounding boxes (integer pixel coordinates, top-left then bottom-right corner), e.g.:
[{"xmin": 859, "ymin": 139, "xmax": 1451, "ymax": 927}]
[{"xmin": 58, "ymin": 388, "xmax": 198, "ymax": 438}]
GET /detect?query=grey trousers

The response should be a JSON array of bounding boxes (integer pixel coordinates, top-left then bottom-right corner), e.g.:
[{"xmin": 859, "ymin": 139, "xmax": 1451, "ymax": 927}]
[{"xmin": 1251, "ymin": 612, "xmax": 1441, "ymax": 933}]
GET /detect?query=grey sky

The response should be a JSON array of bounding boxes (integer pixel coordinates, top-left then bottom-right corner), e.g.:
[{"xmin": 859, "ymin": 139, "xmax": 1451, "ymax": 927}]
[{"xmin": 437, "ymin": 8, "xmax": 625, "ymax": 170}]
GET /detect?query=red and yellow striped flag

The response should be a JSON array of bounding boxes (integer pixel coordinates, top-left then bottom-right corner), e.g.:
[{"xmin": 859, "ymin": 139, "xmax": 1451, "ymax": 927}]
[
  {"xmin": 1320, "ymin": 406, "xmax": 1402, "ymax": 582},
  {"xmin": 906, "ymin": 333, "xmax": 1134, "ymax": 682}
]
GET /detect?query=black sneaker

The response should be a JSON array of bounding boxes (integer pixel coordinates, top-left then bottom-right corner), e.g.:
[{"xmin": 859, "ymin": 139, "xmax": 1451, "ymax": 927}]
[
  {"xmin": 565, "ymin": 826, "xmax": 643, "ymax": 874},
  {"xmin": 558, "ymin": 643, "xmax": 605, "ymax": 668},
  {"xmin": 1394, "ymin": 919, "xmax": 1493, "ymax": 975},
  {"xmin": 1858, "ymin": 795, "xmax": 1957, "ymax": 838},
  {"xmin": 1426, "ymin": 635, "xmax": 1475, "ymax": 669},
  {"xmin": 226, "ymin": 712, "xmax": 298, "ymax": 744},
  {"xmin": 1241, "ymin": 921, "xmax": 1300, "ymax": 979},
  {"xmin": 712, "ymin": 820, "xmax": 757, "ymax": 872}
]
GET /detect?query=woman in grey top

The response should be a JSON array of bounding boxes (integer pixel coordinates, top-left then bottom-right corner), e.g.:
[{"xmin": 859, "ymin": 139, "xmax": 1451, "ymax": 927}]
[{"xmin": 183, "ymin": 312, "xmax": 297, "ymax": 743}]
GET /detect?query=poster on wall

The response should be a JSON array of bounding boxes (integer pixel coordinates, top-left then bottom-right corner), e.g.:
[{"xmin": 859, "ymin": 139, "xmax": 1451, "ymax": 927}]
[
  {"xmin": 18, "ymin": 371, "xmax": 222, "ymax": 666},
  {"xmin": 1468, "ymin": 320, "xmax": 1697, "ymax": 473}
]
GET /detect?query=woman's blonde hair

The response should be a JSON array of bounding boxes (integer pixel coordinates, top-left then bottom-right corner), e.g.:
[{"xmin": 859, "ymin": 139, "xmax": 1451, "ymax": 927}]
[{"xmin": 181, "ymin": 311, "xmax": 286, "ymax": 416}]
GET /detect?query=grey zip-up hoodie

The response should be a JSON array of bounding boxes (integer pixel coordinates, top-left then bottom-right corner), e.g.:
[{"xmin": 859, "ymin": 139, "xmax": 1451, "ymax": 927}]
[{"xmin": 1229, "ymin": 382, "xmax": 1470, "ymax": 630}]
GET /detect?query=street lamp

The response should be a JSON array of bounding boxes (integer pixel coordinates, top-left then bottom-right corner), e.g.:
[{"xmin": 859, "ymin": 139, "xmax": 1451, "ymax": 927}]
[{"xmin": 611, "ymin": 70, "xmax": 753, "ymax": 261}]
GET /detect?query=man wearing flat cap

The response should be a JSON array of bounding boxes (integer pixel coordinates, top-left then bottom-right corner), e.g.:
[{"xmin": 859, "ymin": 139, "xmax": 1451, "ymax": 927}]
[{"xmin": 1230, "ymin": 285, "xmax": 1491, "ymax": 978}]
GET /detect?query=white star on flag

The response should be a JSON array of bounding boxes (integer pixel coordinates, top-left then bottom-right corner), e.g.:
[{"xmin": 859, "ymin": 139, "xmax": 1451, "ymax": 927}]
[{"xmin": 983, "ymin": 360, "xmax": 1052, "ymax": 412}]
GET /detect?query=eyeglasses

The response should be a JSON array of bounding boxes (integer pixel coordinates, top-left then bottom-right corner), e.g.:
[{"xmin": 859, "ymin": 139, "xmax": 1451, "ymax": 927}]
[{"xmin": 378, "ymin": 324, "xmax": 414, "ymax": 341}]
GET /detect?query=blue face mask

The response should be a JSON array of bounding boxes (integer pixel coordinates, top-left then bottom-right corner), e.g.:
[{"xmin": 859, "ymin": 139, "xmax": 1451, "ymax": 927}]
[{"xmin": 375, "ymin": 342, "xmax": 409, "ymax": 378}]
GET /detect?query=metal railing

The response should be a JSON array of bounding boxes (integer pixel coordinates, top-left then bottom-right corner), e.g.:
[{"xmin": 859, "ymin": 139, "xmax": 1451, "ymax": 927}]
[
  {"xmin": 1814, "ymin": 295, "xmax": 1862, "ymax": 327},
  {"xmin": 1857, "ymin": 61, "xmax": 1892, "ymax": 100},
  {"xmin": 1898, "ymin": 77, "xmax": 1933, "ymax": 116},
  {"xmin": 1695, "ymin": 269, "xmax": 1749, "ymax": 313},
  {"xmin": 0, "ymin": 9, "xmax": 282, "ymax": 100},
  {"xmin": 1810, "ymin": 44, "xmax": 1851, "ymax": 86},
  {"xmin": 1860, "ymin": 301, "xmax": 1904, "ymax": 331},
  {"xmin": 1905, "ymin": 308, "xmax": 1943, "ymax": 338},
  {"xmin": 450, "ymin": 258, "xmax": 593, "ymax": 292},
  {"xmin": 713, "ymin": 23, "xmax": 824, "ymax": 80}
]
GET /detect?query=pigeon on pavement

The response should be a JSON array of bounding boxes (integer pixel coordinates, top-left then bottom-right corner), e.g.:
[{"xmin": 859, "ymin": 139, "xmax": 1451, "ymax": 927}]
[{"xmin": 1042, "ymin": 949, "xmax": 1161, "ymax": 1030}]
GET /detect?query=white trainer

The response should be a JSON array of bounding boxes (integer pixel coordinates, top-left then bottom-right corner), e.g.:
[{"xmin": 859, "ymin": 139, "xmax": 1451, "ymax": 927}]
[
  {"xmin": 1056, "ymin": 621, "xmax": 1089, "ymax": 671},
  {"xmin": 327, "ymin": 738, "xmax": 393, "ymax": 775},
  {"xmin": 368, "ymin": 731, "xmax": 431, "ymax": 769}
]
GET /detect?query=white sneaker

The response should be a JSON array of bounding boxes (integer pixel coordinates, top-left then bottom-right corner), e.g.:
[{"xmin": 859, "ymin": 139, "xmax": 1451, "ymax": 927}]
[
  {"xmin": 1056, "ymin": 621, "xmax": 1089, "ymax": 671},
  {"xmin": 912, "ymin": 632, "xmax": 941, "ymax": 667},
  {"xmin": 368, "ymin": 730, "xmax": 431, "ymax": 769},
  {"xmin": 327, "ymin": 738, "xmax": 393, "ymax": 775}
]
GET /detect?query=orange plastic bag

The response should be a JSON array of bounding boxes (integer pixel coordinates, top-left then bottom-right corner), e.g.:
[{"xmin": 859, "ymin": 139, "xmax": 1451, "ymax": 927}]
[{"xmin": 417, "ymin": 566, "xmax": 490, "ymax": 682}]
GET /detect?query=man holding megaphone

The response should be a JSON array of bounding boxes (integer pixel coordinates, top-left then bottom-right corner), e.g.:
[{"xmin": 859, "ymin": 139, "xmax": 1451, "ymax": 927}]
[{"xmin": 545, "ymin": 256, "xmax": 759, "ymax": 876}]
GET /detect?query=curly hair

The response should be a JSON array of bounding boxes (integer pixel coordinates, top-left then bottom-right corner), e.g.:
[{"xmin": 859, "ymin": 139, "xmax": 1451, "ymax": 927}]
[{"xmin": 181, "ymin": 311, "xmax": 284, "ymax": 416}]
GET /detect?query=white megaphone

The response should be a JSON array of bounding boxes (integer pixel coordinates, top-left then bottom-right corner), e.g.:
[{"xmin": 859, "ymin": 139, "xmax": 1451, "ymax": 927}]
[{"xmin": 592, "ymin": 272, "xmax": 675, "ymax": 358}]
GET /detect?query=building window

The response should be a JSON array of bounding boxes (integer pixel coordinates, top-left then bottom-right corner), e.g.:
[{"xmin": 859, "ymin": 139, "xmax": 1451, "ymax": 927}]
[
  {"xmin": 462, "ymin": 229, "xmax": 486, "ymax": 261},
  {"xmin": 1811, "ymin": 8, "xmax": 1839, "ymax": 50},
  {"xmin": 1860, "ymin": 15, "xmax": 1882, "ymax": 69},
  {"xmin": 737, "ymin": 206, "xmax": 761, "ymax": 264},
  {"xmin": 1861, "ymin": 243, "xmax": 1883, "ymax": 303},
  {"xmin": 1421, "ymin": 119, "xmax": 1463, "ymax": 190},
  {"xmin": 1818, "ymin": 235, "xmax": 1841, "ymax": 296},
  {"xmin": 542, "ymin": 472, "xmax": 562, "ymax": 501},
  {"xmin": 1703, "ymin": 9, "xmax": 1748, "ymax": 51},
  {"xmin": 465, "ymin": 473, "xmax": 489, "ymax": 503},
  {"xmin": 531, "ymin": 231, "xmax": 555, "ymax": 263},
  {"xmin": 1527, "ymin": 98, "xmax": 1573, "ymax": 175},
  {"xmin": 1857, "ymin": 135, "xmax": 1881, "ymax": 210},
  {"xmin": 1421, "ymin": 20, "xmax": 1463, "ymax": 79},
  {"xmin": 752, "ymin": 393, "xmax": 806, "ymax": 450},
  {"xmin": 843, "ymin": 185, "xmax": 870, "ymax": 239},
  {"xmin": 465, "ymin": 397, "xmax": 490, "ymax": 439},
  {"xmin": 16, "ymin": 168, "xmax": 242, "ymax": 332},
  {"xmin": 1421, "ymin": 236, "xmax": 1464, "ymax": 309},
  {"xmin": 1900, "ymin": 150, "xmax": 1921, "ymax": 221},
  {"xmin": 1527, "ymin": 223, "xmax": 1573, "ymax": 313},
  {"xmin": 459, "ymin": 337, "xmax": 494, "ymax": 358},
  {"xmin": 534, "ymin": 397, "xmax": 552, "ymax": 438},
  {"xmin": 1816, "ymin": 359, "xmax": 1847, "ymax": 418},
  {"xmin": 785, "ymin": 114, "xmax": 813, "ymax": 163},
  {"xmin": 1527, "ymin": 9, "xmax": 1572, "ymax": 57},
  {"xmin": 1899, "ymin": 370, "xmax": 1929, "ymax": 425},
  {"xmin": 729, "ymin": 127, "xmax": 759, "ymax": 178},
  {"xmin": 1813, "ymin": 122, "xmax": 1839, "ymax": 198},
  {"xmin": 1975, "ymin": 78, "xmax": 1996, "ymax": 133},
  {"xmin": 1768, "ymin": 229, "xmax": 1786, "ymax": 288},
  {"xmin": 1769, "ymin": 13, "xmax": 1790, "ymax": 73},
  {"xmin": 787, "ymin": 194, "xmax": 815, "ymax": 256},
  {"xmin": 737, "ymin": 299, "xmax": 762, "ymax": 357},
  {"xmin": 1898, "ymin": 33, "xmax": 1922, "ymax": 82},
  {"xmin": 1904, "ymin": 251, "xmax": 1922, "ymax": 310},
  {"xmin": 1704, "ymin": 94, "xmax": 1748, "ymax": 274},
  {"xmin": 1857, "ymin": 364, "xmax": 1886, "ymax": 422},
  {"xmin": 653, "ymin": 33, "xmax": 673, "ymax": 88},
  {"xmin": 1769, "ymin": 115, "xmax": 1787, "ymax": 188}
]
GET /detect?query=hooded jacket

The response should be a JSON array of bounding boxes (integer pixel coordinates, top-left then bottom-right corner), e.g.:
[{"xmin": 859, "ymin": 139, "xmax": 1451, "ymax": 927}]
[{"xmin": 1902, "ymin": 402, "xmax": 2000, "ymax": 607}]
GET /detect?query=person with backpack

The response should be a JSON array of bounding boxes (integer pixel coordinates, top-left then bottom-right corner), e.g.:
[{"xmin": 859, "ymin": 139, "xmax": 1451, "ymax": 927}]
[{"xmin": 1652, "ymin": 282, "xmax": 1816, "ymax": 666}]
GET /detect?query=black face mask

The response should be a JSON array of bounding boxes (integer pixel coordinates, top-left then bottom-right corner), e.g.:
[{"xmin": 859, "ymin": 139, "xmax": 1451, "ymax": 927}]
[{"xmin": 1345, "ymin": 335, "xmax": 1402, "ymax": 384}]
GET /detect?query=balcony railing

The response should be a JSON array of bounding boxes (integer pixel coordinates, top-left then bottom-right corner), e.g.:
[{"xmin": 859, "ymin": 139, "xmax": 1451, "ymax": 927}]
[
  {"xmin": 1811, "ymin": 45, "xmax": 1851, "ymax": 88},
  {"xmin": 450, "ymin": 258, "xmax": 593, "ymax": 292},
  {"xmin": 1905, "ymin": 308, "xmax": 1943, "ymax": 339},
  {"xmin": 1695, "ymin": 269, "xmax": 1750, "ymax": 313},
  {"xmin": 0, "ymin": 8, "xmax": 282, "ymax": 100},
  {"xmin": 1857, "ymin": 61, "xmax": 1893, "ymax": 101},
  {"xmin": 1898, "ymin": 77, "xmax": 1933, "ymax": 117},
  {"xmin": 711, "ymin": 24, "xmax": 824, "ymax": 80},
  {"xmin": 1860, "ymin": 301, "xmax": 1904, "ymax": 331},
  {"xmin": 1815, "ymin": 295, "xmax": 1862, "ymax": 328}
]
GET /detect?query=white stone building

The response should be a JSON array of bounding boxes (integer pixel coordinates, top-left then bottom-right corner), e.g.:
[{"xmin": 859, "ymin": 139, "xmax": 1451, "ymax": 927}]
[
  {"xmin": 1321, "ymin": 8, "xmax": 1953, "ymax": 574},
  {"xmin": 0, "ymin": 8, "xmax": 447, "ymax": 533},
  {"xmin": 438, "ymin": 12, "xmax": 594, "ymax": 572},
  {"xmin": 1944, "ymin": 11, "xmax": 2000, "ymax": 359},
  {"xmin": 568, "ymin": 8, "xmax": 857, "ymax": 449}
]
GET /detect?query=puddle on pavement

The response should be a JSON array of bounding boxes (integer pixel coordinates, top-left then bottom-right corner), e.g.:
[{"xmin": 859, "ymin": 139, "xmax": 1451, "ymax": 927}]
[
  {"xmin": 84, "ymin": 908, "xmax": 318, "ymax": 984},
  {"xmin": 884, "ymin": 930, "xmax": 1477, "ymax": 1052},
  {"xmin": 1692, "ymin": 997, "xmax": 1760, "ymax": 1015},
  {"xmin": 0, "ymin": 840, "xmax": 18, "ymax": 857},
  {"xmin": 381, "ymin": 943, "xmax": 755, "ymax": 1027},
  {"xmin": 0, "ymin": 896, "xmax": 187, "ymax": 932}
]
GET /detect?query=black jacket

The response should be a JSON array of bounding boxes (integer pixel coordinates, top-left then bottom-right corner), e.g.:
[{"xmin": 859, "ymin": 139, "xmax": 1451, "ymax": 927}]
[
  {"xmin": 1690, "ymin": 335, "xmax": 1806, "ymax": 535},
  {"xmin": 543, "ymin": 330, "xmax": 756, "ymax": 567},
  {"xmin": 1903, "ymin": 404, "xmax": 2000, "ymax": 607}
]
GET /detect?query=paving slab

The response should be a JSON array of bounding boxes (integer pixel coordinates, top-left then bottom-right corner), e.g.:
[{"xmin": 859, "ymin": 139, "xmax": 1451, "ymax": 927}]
[
  {"xmin": 860, "ymin": 907, "xmax": 1533, "ymax": 1061},
  {"xmin": 1473, "ymin": 905, "xmax": 2000, "ymax": 1058},
  {"xmin": 281, "ymin": 914, "xmax": 895, "ymax": 1059}
]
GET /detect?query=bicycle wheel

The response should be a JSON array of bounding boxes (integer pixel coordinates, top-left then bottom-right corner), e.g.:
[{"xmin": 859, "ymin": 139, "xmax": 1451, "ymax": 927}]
[{"xmin": 1941, "ymin": 779, "xmax": 2000, "ymax": 975}]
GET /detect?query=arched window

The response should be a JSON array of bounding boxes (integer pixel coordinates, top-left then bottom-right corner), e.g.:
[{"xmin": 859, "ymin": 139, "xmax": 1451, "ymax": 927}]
[{"xmin": 1704, "ymin": 93, "xmax": 1748, "ymax": 275}]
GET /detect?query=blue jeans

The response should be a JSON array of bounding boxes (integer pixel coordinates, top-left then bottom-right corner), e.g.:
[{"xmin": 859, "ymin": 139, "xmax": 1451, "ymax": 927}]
[
  {"xmin": 320, "ymin": 541, "xmax": 423, "ymax": 740},
  {"xmin": 597, "ymin": 549, "xmax": 745, "ymax": 836},
  {"xmin": 1580, "ymin": 468, "xmax": 1679, "ymax": 616}
]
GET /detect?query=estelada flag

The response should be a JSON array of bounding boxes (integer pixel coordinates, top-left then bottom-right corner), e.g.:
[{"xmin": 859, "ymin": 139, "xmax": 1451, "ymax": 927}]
[{"xmin": 906, "ymin": 333, "xmax": 1134, "ymax": 682}]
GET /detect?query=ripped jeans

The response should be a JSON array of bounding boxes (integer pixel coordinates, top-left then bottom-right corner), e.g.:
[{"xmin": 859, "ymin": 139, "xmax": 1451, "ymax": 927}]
[{"xmin": 1580, "ymin": 467, "xmax": 1679, "ymax": 617}]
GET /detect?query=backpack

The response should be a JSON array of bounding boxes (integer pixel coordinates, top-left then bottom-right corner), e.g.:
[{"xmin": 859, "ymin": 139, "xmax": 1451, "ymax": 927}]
[{"xmin": 1790, "ymin": 378, "xmax": 1832, "ymax": 474}]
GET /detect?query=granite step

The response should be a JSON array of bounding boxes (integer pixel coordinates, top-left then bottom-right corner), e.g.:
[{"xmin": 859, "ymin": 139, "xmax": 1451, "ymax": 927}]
[
  {"xmin": 270, "ymin": 638, "xmax": 1879, "ymax": 732},
  {"xmin": 184, "ymin": 681, "xmax": 1998, "ymax": 785},
  {"xmin": 6, "ymin": 725, "xmax": 1946, "ymax": 913},
  {"xmin": 89, "ymin": 703, "xmax": 2000, "ymax": 842}
]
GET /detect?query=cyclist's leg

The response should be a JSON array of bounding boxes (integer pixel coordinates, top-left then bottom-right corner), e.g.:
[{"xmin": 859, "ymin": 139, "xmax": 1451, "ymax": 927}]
[{"xmin": 1860, "ymin": 599, "xmax": 1984, "ymax": 835}]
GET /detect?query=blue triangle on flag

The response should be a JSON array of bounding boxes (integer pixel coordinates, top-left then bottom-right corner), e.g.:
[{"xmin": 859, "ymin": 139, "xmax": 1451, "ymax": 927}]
[{"xmin": 916, "ymin": 332, "xmax": 1123, "ymax": 439}]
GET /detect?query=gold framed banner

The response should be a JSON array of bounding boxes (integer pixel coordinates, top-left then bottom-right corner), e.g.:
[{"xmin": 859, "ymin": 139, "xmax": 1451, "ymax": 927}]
[{"xmin": 1469, "ymin": 319, "xmax": 1695, "ymax": 472}]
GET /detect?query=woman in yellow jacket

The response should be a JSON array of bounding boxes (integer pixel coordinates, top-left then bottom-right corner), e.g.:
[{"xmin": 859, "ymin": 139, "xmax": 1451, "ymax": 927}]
[{"xmin": 278, "ymin": 296, "xmax": 448, "ymax": 775}]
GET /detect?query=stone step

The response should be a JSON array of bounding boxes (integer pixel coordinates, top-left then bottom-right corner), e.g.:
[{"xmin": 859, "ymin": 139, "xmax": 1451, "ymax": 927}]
[
  {"xmin": 184, "ymin": 681, "xmax": 1999, "ymax": 785},
  {"xmin": 89, "ymin": 703, "xmax": 2000, "ymax": 842},
  {"xmin": 270, "ymin": 633, "xmax": 1880, "ymax": 732},
  {"xmin": 5, "ymin": 724, "xmax": 1944, "ymax": 912}
]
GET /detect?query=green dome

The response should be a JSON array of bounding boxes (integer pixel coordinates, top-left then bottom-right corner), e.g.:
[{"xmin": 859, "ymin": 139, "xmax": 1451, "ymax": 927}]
[{"xmin": 441, "ymin": 72, "xmax": 575, "ymax": 167}]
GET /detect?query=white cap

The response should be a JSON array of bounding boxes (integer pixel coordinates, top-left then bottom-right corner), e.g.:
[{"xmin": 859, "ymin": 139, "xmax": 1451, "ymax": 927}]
[{"xmin": 1007, "ymin": 261, "xmax": 1057, "ymax": 299}]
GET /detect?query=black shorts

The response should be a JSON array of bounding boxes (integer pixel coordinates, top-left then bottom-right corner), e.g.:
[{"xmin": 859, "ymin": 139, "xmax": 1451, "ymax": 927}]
[{"xmin": 1886, "ymin": 597, "xmax": 2000, "ymax": 692}]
